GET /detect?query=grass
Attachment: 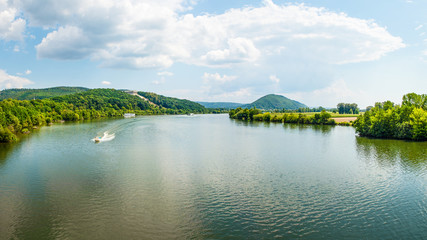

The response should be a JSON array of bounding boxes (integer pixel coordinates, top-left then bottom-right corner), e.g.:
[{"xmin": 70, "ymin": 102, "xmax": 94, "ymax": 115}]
[{"xmin": 269, "ymin": 112, "xmax": 361, "ymax": 118}]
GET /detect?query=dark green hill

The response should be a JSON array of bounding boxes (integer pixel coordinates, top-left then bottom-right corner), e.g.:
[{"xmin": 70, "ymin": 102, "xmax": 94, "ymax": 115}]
[
  {"xmin": 52, "ymin": 89, "xmax": 154, "ymax": 111},
  {"xmin": 197, "ymin": 102, "xmax": 243, "ymax": 109},
  {"xmin": 0, "ymin": 87, "xmax": 89, "ymax": 100},
  {"xmin": 138, "ymin": 92, "xmax": 206, "ymax": 113},
  {"xmin": 244, "ymin": 94, "xmax": 306, "ymax": 110}
]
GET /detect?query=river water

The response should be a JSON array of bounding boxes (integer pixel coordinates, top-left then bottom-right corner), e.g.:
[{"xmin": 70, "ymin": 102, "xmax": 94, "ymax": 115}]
[{"xmin": 0, "ymin": 114, "xmax": 426, "ymax": 239}]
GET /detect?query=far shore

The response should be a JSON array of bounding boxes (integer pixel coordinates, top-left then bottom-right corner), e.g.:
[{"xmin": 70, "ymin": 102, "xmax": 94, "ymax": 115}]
[{"xmin": 332, "ymin": 117, "xmax": 358, "ymax": 123}]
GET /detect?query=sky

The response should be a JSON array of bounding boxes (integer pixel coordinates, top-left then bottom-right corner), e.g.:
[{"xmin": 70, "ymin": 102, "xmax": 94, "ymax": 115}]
[{"xmin": 0, "ymin": 0, "xmax": 426, "ymax": 108}]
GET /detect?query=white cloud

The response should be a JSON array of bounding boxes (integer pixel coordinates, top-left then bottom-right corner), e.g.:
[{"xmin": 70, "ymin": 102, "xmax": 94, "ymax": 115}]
[
  {"xmin": 201, "ymin": 38, "xmax": 261, "ymax": 66},
  {"xmin": 16, "ymin": 69, "xmax": 32, "ymax": 76},
  {"xmin": 11, "ymin": 0, "xmax": 403, "ymax": 69},
  {"xmin": 270, "ymin": 75, "xmax": 280, "ymax": 83},
  {"xmin": 0, "ymin": 0, "xmax": 26, "ymax": 41},
  {"xmin": 207, "ymin": 88, "xmax": 252, "ymax": 101},
  {"xmin": 202, "ymin": 72, "xmax": 237, "ymax": 84},
  {"xmin": 101, "ymin": 81, "xmax": 111, "ymax": 85},
  {"xmin": 0, "ymin": 69, "xmax": 33, "ymax": 89},
  {"xmin": 36, "ymin": 26, "xmax": 93, "ymax": 60},
  {"xmin": 415, "ymin": 25, "xmax": 423, "ymax": 31},
  {"xmin": 152, "ymin": 78, "xmax": 165, "ymax": 85},
  {"xmin": 157, "ymin": 71, "xmax": 174, "ymax": 76},
  {"xmin": 201, "ymin": 72, "xmax": 243, "ymax": 100},
  {"xmin": 284, "ymin": 79, "xmax": 368, "ymax": 107}
]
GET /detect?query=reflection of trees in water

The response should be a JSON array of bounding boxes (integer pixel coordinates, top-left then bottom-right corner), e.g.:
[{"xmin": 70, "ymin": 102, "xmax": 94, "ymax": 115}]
[
  {"xmin": 356, "ymin": 137, "xmax": 427, "ymax": 172},
  {"xmin": 0, "ymin": 144, "xmax": 16, "ymax": 167},
  {"xmin": 283, "ymin": 123, "xmax": 333, "ymax": 135},
  {"xmin": 230, "ymin": 119, "xmax": 335, "ymax": 134}
]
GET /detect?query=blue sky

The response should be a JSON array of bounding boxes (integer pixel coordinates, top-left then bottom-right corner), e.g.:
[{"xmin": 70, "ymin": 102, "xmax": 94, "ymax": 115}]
[{"xmin": 0, "ymin": 0, "xmax": 426, "ymax": 107}]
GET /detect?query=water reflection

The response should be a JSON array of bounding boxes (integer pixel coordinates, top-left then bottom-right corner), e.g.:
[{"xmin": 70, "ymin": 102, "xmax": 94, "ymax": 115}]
[
  {"xmin": 356, "ymin": 137, "xmax": 427, "ymax": 173},
  {"xmin": 0, "ymin": 143, "xmax": 16, "ymax": 167},
  {"xmin": 230, "ymin": 119, "xmax": 334, "ymax": 135},
  {"xmin": 283, "ymin": 123, "xmax": 333, "ymax": 135}
]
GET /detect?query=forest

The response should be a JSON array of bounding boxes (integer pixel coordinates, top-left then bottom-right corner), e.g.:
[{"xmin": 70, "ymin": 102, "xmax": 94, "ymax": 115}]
[
  {"xmin": 354, "ymin": 93, "xmax": 427, "ymax": 140},
  {"xmin": 0, "ymin": 89, "xmax": 209, "ymax": 142}
]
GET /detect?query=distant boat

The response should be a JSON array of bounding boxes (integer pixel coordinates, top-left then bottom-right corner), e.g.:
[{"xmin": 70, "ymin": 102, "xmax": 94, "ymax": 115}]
[
  {"xmin": 187, "ymin": 113, "xmax": 194, "ymax": 116},
  {"xmin": 124, "ymin": 113, "xmax": 136, "ymax": 118}
]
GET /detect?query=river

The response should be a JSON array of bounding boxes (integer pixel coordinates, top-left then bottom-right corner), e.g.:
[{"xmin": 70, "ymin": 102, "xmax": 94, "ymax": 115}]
[{"xmin": 0, "ymin": 114, "xmax": 426, "ymax": 239}]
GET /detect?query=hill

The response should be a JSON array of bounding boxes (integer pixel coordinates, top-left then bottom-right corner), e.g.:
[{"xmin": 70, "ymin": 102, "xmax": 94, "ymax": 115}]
[
  {"xmin": 51, "ymin": 89, "xmax": 154, "ymax": 111},
  {"xmin": 0, "ymin": 88, "xmax": 210, "ymax": 142},
  {"xmin": 197, "ymin": 102, "xmax": 243, "ymax": 109},
  {"xmin": 0, "ymin": 87, "xmax": 89, "ymax": 100},
  {"xmin": 244, "ymin": 94, "xmax": 306, "ymax": 110},
  {"xmin": 138, "ymin": 92, "xmax": 206, "ymax": 113}
]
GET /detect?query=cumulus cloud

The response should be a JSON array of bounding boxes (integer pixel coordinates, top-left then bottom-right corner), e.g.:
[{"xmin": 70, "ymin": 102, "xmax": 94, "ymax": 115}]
[
  {"xmin": 201, "ymin": 38, "xmax": 261, "ymax": 66},
  {"xmin": 101, "ymin": 81, "xmax": 111, "ymax": 85},
  {"xmin": 0, "ymin": 69, "xmax": 33, "ymax": 89},
  {"xmin": 285, "ymin": 79, "xmax": 368, "ymax": 107},
  {"xmin": 0, "ymin": 0, "xmax": 26, "ymax": 41},
  {"xmin": 152, "ymin": 78, "xmax": 165, "ymax": 85},
  {"xmin": 203, "ymin": 72, "xmax": 237, "ymax": 84},
  {"xmin": 16, "ymin": 69, "xmax": 31, "ymax": 76},
  {"xmin": 157, "ymin": 71, "xmax": 174, "ymax": 76},
  {"xmin": 201, "ymin": 72, "xmax": 243, "ymax": 100},
  {"xmin": 270, "ymin": 75, "xmax": 280, "ymax": 83},
  {"xmin": 36, "ymin": 26, "xmax": 93, "ymax": 60},
  {"xmin": 8, "ymin": 0, "xmax": 403, "ymax": 69}
]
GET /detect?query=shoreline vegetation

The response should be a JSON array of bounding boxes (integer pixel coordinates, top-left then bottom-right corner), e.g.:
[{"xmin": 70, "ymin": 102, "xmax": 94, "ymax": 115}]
[
  {"xmin": 230, "ymin": 93, "xmax": 427, "ymax": 141},
  {"xmin": 229, "ymin": 108, "xmax": 358, "ymax": 126},
  {"xmin": 354, "ymin": 93, "xmax": 427, "ymax": 141},
  {"xmin": 0, "ymin": 88, "xmax": 224, "ymax": 143}
]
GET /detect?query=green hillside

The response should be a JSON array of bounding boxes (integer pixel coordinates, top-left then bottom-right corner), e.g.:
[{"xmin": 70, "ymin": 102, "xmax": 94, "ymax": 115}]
[
  {"xmin": 197, "ymin": 102, "xmax": 243, "ymax": 109},
  {"xmin": 138, "ymin": 92, "xmax": 206, "ymax": 113},
  {"xmin": 244, "ymin": 94, "xmax": 306, "ymax": 110},
  {"xmin": 0, "ymin": 88, "xmax": 210, "ymax": 142},
  {"xmin": 0, "ymin": 87, "xmax": 89, "ymax": 100},
  {"xmin": 52, "ymin": 89, "xmax": 153, "ymax": 111}
]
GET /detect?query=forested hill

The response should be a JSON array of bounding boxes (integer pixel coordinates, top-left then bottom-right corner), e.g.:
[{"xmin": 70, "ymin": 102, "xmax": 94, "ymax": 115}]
[
  {"xmin": 0, "ymin": 88, "xmax": 209, "ymax": 142},
  {"xmin": 51, "ymin": 89, "xmax": 154, "ymax": 111},
  {"xmin": 243, "ymin": 94, "xmax": 306, "ymax": 110},
  {"xmin": 138, "ymin": 92, "xmax": 206, "ymax": 113},
  {"xmin": 0, "ymin": 87, "xmax": 89, "ymax": 100}
]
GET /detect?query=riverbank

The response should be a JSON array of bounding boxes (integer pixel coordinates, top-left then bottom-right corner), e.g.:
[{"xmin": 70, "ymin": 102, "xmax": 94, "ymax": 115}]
[{"xmin": 229, "ymin": 108, "xmax": 359, "ymax": 126}]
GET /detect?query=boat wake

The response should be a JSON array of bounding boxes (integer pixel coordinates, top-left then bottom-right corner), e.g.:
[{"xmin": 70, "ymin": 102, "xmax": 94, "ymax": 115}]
[{"xmin": 92, "ymin": 131, "xmax": 115, "ymax": 143}]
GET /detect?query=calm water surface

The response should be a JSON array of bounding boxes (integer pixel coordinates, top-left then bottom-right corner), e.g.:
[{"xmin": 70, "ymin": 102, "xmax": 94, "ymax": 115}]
[{"xmin": 0, "ymin": 114, "xmax": 426, "ymax": 239}]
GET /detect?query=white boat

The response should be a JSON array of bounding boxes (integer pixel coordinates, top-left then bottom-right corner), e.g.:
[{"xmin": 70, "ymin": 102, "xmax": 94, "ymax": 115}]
[{"xmin": 124, "ymin": 113, "xmax": 136, "ymax": 118}]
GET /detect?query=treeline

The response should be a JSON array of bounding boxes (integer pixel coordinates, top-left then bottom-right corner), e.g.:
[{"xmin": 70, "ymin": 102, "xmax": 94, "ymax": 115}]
[
  {"xmin": 229, "ymin": 108, "xmax": 336, "ymax": 125},
  {"xmin": 337, "ymin": 103, "xmax": 359, "ymax": 114},
  {"xmin": 0, "ymin": 98, "xmax": 125, "ymax": 142},
  {"xmin": 283, "ymin": 106, "xmax": 326, "ymax": 113},
  {"xmin": 138, "ymin": 92, "xmax": 207, "ymax": 113},
  {"xmin": 0, "ymin": 87, "xmax": 88, "ymax": 100},
  {"xmin": 272, "ymin": 104, "xmax": 358, "ymax": 114},
  {"xmin": 0, "ymin": 89, "xmax": 210, "ymax": 142},
  {"xmin": 354, "ymin": 93, "xmax": 427, "ymax": 140}
]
